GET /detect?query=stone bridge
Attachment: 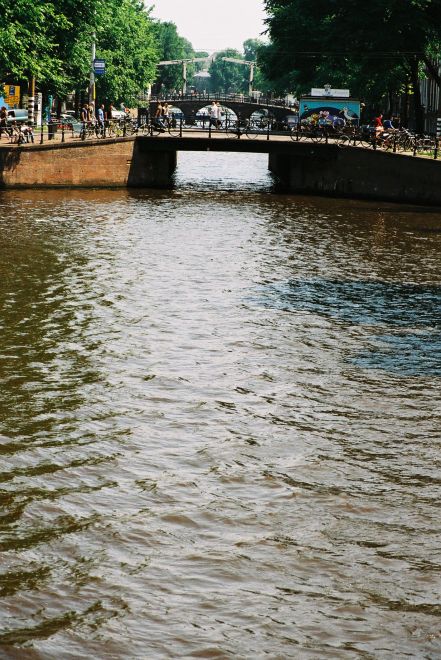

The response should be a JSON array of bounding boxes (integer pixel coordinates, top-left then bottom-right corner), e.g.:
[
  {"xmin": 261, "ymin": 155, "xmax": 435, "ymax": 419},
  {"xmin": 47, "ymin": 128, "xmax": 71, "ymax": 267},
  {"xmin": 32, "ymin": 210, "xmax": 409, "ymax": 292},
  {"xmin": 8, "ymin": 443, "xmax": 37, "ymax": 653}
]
[
  {"xmin": 147, "ymin": 94, "xmax": 298, "ymax": 123},
  {"xmin": 1, "ymin": 134, "xmax": 440, "ymax": 206}
]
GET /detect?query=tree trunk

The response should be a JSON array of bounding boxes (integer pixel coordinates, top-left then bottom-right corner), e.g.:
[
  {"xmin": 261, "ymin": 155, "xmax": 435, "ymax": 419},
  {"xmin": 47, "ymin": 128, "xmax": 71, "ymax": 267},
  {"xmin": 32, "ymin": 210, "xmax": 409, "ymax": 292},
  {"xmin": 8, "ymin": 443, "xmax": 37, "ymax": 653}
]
[{"xmin": 423, "ymin": 56, "xmax": 441, "ymax": 89}]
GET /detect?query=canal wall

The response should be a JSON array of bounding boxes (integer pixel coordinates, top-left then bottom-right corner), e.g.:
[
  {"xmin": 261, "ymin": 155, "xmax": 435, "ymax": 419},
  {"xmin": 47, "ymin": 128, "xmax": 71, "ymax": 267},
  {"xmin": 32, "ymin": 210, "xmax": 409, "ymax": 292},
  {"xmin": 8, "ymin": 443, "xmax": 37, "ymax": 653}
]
[
  {"xmin": 1, "ymin": 136, "xmax": 440, "ymax": 206},
  {"xmin": 268, "ymin": 145, "xmax": 441, "ymax": 206},
  {"xmin": 0, "ymin": 138, "xmax": 177, "ymax": 188}
]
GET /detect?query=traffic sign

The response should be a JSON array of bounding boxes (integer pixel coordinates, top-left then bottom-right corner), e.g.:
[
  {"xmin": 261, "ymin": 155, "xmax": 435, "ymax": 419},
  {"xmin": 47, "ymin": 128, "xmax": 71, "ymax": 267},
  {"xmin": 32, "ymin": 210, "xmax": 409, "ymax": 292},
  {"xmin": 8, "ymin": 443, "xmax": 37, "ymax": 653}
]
[{"xmin": 93, "ymin": 59, "xmax": 106, "ymax": 75}]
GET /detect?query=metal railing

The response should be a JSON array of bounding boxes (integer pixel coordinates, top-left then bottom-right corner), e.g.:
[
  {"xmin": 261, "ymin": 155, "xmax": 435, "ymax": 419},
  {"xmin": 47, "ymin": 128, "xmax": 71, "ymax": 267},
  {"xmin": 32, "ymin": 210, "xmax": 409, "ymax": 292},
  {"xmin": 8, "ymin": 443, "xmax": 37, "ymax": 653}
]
[
  {"xmin": 148, "ymin": 92, "xmax": 297, "ymax": 109},
  {"xmin": 4, "ymin": 116, "xmax": 440, "ymax": 160}
]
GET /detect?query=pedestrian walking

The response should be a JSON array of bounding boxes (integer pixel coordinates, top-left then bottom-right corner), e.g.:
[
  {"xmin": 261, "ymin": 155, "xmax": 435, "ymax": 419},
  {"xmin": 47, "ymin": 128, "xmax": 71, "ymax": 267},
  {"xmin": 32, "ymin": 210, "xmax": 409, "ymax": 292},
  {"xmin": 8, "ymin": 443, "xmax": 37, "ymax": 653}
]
[
  {"xmin": 0, "ymin": 106, "xmax": 8, "ymax": 139},
  {"xmin": 209, "ymin": 101, "xmax": 221, "ymax": 129},
  {"xmin": 97, "ymin": 103, "xmax": 105, "ymax": 136}
]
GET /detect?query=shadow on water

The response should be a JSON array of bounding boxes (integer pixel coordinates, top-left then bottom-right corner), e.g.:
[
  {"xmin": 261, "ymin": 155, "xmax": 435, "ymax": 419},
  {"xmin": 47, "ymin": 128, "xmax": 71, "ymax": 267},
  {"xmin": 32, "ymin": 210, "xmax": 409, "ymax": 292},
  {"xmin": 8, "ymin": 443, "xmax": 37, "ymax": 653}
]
[{"xmin": 251, "ymin": 278, "xmax": 441, "ymax": 377}]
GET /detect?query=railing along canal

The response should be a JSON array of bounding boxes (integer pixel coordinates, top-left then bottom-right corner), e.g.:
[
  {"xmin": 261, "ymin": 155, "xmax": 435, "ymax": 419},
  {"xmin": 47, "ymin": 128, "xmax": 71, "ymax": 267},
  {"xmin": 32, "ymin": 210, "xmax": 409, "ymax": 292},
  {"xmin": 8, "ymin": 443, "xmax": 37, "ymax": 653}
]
[{"xmin": 4, "ymin": 117, "xmax": 441, "ymax": 161}]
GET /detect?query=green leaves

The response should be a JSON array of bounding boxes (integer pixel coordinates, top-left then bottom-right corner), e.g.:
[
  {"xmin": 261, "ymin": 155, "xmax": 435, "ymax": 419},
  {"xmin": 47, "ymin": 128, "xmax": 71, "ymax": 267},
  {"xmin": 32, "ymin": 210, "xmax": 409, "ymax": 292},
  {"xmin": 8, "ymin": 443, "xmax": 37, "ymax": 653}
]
[
  {"xmin": 0, "ymin": 0, "xmax": 159, "ymax": 104},
  {"xmin": 261, "ymin": 0, "xmax": 441, "ymax": 111}
]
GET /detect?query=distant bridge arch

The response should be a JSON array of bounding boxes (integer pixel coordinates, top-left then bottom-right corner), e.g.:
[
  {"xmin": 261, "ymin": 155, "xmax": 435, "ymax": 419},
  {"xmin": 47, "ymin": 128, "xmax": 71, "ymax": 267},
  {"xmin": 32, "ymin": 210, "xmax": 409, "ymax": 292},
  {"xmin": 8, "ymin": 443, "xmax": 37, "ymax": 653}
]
[{"xmin": 148, "ymin": 94, "xmax": 297, "ymax": 123}]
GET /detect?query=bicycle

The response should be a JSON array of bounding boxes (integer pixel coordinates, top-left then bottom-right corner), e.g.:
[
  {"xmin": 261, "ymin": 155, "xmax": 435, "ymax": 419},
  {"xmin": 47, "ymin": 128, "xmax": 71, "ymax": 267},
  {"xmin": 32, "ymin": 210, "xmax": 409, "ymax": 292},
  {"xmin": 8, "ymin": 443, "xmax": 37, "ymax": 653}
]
[
  {"xmin": 244, "ymin": 118, "xmax": 272, "ymax": 139},
  {"xmin": 137, "ymin": 117, "xmax": 181, "ymax": 137},
  {"xmin": 79, "ymin": 120, "xmax": 103, "ymax": 140},
  {"xmin": 224, "ymin": 118, "xmax": 261, "ymax": 139},
  {"xmin": 336, "ymin": 127, "xmax": 377, "ymax": 149}
]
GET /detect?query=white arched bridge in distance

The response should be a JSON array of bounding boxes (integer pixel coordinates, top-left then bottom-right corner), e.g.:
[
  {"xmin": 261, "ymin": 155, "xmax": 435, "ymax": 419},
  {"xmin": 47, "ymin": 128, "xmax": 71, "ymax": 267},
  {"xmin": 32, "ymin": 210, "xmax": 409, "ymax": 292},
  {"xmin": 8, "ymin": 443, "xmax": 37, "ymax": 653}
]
[{"xmin": 147, "ymin": 93, "xmax": 298, "ymax": 124}]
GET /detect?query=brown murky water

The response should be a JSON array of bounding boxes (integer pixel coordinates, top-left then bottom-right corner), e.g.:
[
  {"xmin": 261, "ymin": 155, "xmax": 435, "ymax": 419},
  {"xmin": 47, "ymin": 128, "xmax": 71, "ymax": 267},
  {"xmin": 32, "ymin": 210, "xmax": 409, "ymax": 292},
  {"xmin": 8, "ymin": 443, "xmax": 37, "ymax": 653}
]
[{"xmin": 0, "ymin": 153, "xmax": 441, "ymax": 659}]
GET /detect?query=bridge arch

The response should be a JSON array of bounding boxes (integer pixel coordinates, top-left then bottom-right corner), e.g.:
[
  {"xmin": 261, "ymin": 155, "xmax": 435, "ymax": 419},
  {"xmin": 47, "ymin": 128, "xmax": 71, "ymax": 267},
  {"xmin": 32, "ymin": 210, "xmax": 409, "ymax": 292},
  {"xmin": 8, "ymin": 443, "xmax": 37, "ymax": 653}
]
[{"xmin": 148, "ymin": 96, "xmax": 297, "ymax": 124}]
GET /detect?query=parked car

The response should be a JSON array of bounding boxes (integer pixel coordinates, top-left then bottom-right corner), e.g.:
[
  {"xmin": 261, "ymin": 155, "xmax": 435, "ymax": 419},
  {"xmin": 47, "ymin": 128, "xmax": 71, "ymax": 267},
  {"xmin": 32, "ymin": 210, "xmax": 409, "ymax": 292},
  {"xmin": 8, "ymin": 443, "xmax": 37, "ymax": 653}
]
[
  {"xmin": 7, "ymin": 109, "xmax": 28, "ymax": 123},
  {"xmin": 109, "ymin": 109, "xmax": 126, "ymax": 120}
]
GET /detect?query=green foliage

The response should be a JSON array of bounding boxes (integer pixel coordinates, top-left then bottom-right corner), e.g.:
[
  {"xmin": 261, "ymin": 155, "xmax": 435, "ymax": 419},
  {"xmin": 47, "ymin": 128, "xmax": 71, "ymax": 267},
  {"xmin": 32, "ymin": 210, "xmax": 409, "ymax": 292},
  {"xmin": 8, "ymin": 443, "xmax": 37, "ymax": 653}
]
[
  {"xmin": 209, "ymin": 49, "xmax": 247, "ymax": 94},
  {"xmin": 0, "ymin": 0, "xmax": 69, "ymax": 82},
  {"xmin": 243, "ymin": 39, "xmax": 271, "ymax": 93},
  {"xmin": 0, "ymin": 0, "xmax": 159, "ymax": 105},
  {"xmin": 153, "ymin": 21, "xmax": 195, "ymax": 92},
  {"xmin": 261, "ymin": 0, "xmax": 441, "ymax": 118},
  {"xmin": 95, "ymin": 0, "xmax": 158, "ymax": 105}
]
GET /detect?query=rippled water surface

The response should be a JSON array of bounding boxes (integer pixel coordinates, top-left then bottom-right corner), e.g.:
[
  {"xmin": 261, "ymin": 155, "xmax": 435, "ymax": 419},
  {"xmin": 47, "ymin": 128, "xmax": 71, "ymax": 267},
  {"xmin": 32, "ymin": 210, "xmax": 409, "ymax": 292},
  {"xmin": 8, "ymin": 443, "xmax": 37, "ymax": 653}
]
[{"xmin": 1, "ymin": 153, "xmax": 441, "ymax": 659}]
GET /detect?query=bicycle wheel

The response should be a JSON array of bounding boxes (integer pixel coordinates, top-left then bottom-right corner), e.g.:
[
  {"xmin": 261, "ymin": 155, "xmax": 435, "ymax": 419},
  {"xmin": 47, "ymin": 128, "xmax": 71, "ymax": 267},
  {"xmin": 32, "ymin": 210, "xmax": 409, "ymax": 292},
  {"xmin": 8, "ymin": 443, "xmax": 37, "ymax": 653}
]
[
  {"xmin": 167, "ymin": 120, "xmax": 181, "ymax": 137},
  {"xmin": 245, "ymin": 121, "xmax": 265, "ymax": 139},
  {"xmin": 310, "ymin": 128, "xmax": 326, "ymax": 143},
  {"xmin": 226, "ymin": 121, "xmax": 240, "ymax": 138},
  {"xmin": 337, "ymin": 133, "xmax": 352, "ymax": 148},
  {"xmin": 290, "ymin": 126, "xmax": 302, "ymax": 141},
  {"xmin": 123, "ymin": 121, "xmax": 137, "ymax": 136},
  {"xmin": 149, "ymin": 123, "xmax": 163, "ymax": 136}
]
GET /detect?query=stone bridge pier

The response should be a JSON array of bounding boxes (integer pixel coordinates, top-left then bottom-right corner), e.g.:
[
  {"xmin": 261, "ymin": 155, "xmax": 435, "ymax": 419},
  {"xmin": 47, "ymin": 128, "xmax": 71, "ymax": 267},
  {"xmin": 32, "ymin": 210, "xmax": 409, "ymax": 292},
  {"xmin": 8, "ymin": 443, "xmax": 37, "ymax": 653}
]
[{"xmin": 1, "ymin": 135, "xmax": 441, "ymax": 206}]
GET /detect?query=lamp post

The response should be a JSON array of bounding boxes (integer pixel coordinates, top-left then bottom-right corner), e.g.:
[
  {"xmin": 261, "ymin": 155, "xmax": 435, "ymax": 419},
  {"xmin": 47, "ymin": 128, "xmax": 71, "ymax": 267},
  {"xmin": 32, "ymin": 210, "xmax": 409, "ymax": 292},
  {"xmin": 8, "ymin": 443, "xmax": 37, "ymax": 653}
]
[{"xmin": 89, "ymin": 32, "xmax": 96, "ymax": 106}]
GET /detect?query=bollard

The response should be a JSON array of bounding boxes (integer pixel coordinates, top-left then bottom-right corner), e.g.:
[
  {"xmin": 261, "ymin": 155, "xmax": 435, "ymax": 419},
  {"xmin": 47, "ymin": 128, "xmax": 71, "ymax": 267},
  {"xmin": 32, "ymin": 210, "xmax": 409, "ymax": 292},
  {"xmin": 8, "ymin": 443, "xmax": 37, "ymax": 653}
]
[
  {"xmin": 180, "ymin": 117, "xmax": 183, "ymax": 138},
  {"xmin": 434, "ymin": 138, "xmax": 439, "ymax": 160},
  {"xmin": 123, "ymin": 121, "xmax": 127, "ymax": 137},
  {"xmin": 40, "ymin": 125, "xmax": 44, "ymax": 144},
  {"xmin": 209, "ymin": 118, "xmax": 212, "ymax": 139},
  {"xmin": 413, "ymin": 138, "xmax": 417, "ymax": 157},
  {"xmin": 393, "ymin": 132, "xmax": 397, "ymax": 153},
  {"xmin": 62, "ymin": 126, "xmax": 65, "ymax": 143},
  {"xmin": 267, "ymin": 118, "xmax": 270, "ymax": 141}
]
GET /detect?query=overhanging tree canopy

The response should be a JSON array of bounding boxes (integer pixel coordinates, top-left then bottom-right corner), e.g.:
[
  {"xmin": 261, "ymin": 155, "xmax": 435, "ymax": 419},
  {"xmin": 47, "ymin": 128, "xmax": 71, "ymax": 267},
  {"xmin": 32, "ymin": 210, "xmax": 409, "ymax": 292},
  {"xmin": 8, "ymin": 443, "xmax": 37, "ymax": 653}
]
[{"xmin": 261, "ymin": 0, "xmax": 441, "ymax": 128}]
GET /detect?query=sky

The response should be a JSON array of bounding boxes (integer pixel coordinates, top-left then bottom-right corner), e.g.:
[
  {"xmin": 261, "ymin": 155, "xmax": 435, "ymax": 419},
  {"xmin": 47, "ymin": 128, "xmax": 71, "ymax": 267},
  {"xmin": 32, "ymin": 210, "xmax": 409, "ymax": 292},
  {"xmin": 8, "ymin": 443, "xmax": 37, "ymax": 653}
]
[{"xmin": 149, "ymin": 0, "xmax": 267, "ymax": 52}]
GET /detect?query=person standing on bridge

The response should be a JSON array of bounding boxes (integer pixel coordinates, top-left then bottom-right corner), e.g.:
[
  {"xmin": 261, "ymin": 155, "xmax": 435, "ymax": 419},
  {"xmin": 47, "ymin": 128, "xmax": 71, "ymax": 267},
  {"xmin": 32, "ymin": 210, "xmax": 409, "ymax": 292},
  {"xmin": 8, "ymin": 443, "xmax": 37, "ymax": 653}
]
[{"xmin": 209, "ymin": 101, "xmax": 221, "ymax": 130}]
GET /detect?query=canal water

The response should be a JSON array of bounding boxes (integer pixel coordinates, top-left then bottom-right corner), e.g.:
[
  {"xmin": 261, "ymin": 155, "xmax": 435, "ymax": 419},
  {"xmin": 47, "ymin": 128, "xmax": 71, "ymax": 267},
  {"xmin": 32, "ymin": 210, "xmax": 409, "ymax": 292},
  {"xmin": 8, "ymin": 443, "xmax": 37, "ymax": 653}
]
[{"xmin": 0, "ymin": 152, "xmax": 440, "ymax": 659}]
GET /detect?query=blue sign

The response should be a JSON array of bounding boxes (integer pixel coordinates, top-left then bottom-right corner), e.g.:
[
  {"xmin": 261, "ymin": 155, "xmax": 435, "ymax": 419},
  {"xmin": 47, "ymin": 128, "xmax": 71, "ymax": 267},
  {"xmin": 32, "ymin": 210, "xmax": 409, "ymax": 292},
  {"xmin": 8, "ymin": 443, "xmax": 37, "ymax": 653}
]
[{"xmin": 93, "ymin": 59, "xmax": 106, "ymax": 75}]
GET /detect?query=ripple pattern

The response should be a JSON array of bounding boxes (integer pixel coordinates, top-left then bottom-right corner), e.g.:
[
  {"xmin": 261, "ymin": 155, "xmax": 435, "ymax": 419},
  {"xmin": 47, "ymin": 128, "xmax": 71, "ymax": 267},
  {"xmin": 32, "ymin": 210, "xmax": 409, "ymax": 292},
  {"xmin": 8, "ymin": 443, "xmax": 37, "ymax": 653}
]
[{"xmin": 0, "ymin": 153, "xmax": 440, "ymax": 658}]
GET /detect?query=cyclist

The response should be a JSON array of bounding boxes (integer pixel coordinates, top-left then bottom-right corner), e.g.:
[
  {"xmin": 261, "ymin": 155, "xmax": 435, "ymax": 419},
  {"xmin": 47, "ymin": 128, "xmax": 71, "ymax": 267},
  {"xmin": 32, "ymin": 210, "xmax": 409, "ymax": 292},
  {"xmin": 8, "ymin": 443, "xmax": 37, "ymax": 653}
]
[
  {"xmin": 153, "ymin": 103, "xmax": 166, "ymax": 132},
  {"xmin": 374, "ymin": 113, "xmax": 384, "ymax": 136}
]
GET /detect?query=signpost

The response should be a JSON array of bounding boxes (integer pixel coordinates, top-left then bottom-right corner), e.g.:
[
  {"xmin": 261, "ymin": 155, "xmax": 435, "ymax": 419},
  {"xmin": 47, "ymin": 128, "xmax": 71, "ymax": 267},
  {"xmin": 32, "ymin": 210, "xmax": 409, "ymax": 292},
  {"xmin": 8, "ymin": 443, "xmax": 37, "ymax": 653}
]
[
  {"xmin": 3, "ymin": 84, "xmax": 21, "ymax": 108},
  {"xmin": 93, "ymin": 59, "xmax": 106, "ymax": 76}
]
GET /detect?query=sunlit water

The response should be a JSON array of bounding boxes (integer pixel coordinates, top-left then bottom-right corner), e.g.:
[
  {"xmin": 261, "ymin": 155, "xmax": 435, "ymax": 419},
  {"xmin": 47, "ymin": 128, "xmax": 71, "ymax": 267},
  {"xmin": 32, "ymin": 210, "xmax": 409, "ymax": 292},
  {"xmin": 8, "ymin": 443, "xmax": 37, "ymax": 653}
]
[{"xmin": 0, "ymin": 152, "xmax": 440, "ymax": 659}]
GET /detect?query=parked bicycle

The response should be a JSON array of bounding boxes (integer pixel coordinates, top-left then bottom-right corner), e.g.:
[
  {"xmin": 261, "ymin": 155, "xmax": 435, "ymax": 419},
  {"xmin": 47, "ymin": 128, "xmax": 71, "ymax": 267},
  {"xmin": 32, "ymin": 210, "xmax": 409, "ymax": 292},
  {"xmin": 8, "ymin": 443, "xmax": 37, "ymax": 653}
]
[
  {"xmin": 224, "ymin": 118, "xmax": 267, "ymax": 139},
  {"xmin": 79, "ymin": 120, "xmax": 104, "ymax": 140},
  {"xmin": 137, "ymin": 117, "xmax": 181, "ymax": 137}
]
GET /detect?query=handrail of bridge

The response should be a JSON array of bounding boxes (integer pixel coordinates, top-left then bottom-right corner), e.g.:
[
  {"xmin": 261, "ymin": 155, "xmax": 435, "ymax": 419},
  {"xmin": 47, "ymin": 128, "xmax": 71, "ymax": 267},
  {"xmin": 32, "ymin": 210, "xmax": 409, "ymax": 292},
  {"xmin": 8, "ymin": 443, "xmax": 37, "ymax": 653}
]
[
  {"xmin": 148, "ymin": 92, "xmax": 298, "ymax": 110},
  {"xmin": 14, "ymin": 118, "xmax": 440, "ymax": 161}
]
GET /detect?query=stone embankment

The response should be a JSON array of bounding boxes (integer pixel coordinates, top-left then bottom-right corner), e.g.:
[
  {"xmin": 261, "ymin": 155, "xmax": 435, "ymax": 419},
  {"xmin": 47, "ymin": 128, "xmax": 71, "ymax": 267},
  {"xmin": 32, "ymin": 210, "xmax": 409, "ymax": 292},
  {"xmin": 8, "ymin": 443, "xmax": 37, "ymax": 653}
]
[{"xmin": 1, "ymin": 134, "xmax": 440, "ymax": 206}]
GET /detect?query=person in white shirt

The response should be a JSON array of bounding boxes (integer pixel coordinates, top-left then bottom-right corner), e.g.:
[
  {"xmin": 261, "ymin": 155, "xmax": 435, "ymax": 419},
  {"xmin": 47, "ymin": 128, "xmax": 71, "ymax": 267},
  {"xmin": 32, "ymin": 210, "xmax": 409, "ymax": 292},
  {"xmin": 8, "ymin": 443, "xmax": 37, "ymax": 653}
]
[{"xmin": 209, "ymin": 101, "xmax": 221, "ymax": 129}]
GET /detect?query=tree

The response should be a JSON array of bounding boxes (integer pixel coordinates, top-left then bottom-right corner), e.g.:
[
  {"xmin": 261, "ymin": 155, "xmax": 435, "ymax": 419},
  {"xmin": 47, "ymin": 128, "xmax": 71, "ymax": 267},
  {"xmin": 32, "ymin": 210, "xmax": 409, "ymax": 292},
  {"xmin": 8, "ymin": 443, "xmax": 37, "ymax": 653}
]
[
  {"xmin": 261, "ymin": 0, "xmax": 441, "ymax": 130},
  {"xmin": 153, "ymin": 21, "xmax": 195, "ymax": 93},
  {"xmin": 94, "ymin": 0, "xmax": 158, "ymax": 106},
  {"xmin": 0, "ymin": 0, "xmax": 70, "ymax": 85},
  {"xmin": 243, "ymin": 38, "xmax": 271, "ymax": 93},
  {"xmin": 209, "ymin": 49, "xmax": 247, "ymax": 94}
]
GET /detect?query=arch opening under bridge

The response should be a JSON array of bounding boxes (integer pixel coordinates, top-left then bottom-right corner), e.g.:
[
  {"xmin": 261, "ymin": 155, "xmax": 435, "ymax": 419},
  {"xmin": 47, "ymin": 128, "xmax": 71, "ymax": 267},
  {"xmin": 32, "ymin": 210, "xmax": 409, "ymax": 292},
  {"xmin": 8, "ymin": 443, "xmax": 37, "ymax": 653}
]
[{"xmin": 147, "ymin": 95, "xmax": 298, "ymax": 124}]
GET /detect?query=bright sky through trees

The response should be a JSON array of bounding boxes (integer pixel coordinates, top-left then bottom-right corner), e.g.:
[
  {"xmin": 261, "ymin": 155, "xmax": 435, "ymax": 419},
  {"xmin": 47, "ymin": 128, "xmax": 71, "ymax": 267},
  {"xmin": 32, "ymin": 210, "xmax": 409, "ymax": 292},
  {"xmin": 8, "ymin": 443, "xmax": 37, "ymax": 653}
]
[{"xmin": 150, "ymin": 0, "xmax": 267, "ymax": 51}]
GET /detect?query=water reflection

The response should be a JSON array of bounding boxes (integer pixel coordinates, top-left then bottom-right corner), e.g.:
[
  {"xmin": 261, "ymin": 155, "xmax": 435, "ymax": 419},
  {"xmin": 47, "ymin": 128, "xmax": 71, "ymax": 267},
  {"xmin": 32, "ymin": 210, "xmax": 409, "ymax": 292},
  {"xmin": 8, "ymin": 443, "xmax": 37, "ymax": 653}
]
[
  {"xmin": 253, "ymin": 278, "xmax": 441, "ymax": 328},
  {"xmin": 252, "ymin": 278, "xmax": 441, "ymax": 376},
  {"xmin": 0, "ymin": 154, "xmax": 441, "ymax": 658}
]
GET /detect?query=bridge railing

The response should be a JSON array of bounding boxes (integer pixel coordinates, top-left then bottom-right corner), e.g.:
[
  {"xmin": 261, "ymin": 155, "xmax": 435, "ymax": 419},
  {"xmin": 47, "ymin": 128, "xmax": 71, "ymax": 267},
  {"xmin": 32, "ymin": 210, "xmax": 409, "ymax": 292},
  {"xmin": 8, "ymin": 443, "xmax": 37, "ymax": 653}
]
[{"xmin": 148, "ymin": 92, "xmax": 297, "ymax": 110}]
